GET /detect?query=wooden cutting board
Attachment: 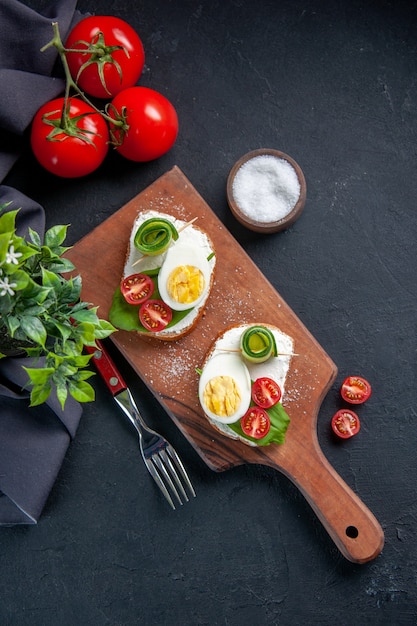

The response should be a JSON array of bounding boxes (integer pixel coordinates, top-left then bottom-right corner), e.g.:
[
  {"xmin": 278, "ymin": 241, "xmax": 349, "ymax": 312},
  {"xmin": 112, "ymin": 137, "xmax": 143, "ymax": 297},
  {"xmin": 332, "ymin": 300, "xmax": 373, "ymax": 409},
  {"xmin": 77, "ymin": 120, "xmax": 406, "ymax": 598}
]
[{"xmin": 66, "ymin": 166, "xmax": 384, "ymax": 563}]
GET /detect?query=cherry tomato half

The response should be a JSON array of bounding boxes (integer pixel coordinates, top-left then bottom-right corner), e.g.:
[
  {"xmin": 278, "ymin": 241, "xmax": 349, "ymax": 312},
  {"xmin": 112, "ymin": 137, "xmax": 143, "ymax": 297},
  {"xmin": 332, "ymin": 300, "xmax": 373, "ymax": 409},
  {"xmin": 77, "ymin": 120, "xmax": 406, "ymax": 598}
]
[
  {"xmin": 30, "ymin": 97, "xmax": 109, "ymax": 178},
  {"xmin": 109, "ymin": 86, "xmax": 179, "ymax": 162},
  {"xmin": 121, "ymin": 273, "xmax": 154, "ymax": 305},
  {"xmin": 341, "ymin": 376, "xmax": 372, "ymax": 404},
  {"xmin": 65, "ymin": 16, "xmax": 145, "ymax": 98},
  {"xmin": 331, "ymin": 409, "xmax": 361, "ymax": 439},
  {"xmin": 241, "ymin": 406, "xmax": 271, "ymax": 440},
  {"xmin": 251, "ymin": 377, "xmax": 282, "ymax": 409},
  {"xmin": 139, "ymin": 299, "xmax": 172, "ymax": 332}
]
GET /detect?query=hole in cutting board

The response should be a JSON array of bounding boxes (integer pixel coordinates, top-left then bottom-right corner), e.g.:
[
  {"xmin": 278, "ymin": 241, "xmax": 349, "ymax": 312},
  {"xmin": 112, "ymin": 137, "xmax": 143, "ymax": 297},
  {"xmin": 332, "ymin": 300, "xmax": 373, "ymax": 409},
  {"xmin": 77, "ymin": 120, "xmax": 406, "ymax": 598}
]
[{"xmin": 346, "ymin": 525, "xmax": 359, "ymax": 539}]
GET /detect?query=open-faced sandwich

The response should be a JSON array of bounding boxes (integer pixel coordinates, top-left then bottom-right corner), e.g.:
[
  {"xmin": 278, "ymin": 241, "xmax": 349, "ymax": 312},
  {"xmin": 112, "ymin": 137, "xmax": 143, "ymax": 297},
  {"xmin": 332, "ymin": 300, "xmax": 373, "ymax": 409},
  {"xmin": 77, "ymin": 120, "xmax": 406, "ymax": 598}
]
[
  {"xmin": 198, "ymin": 323, "xmax": 294, "ymax": 446},
  {"xmin": 109, "ymin": 210, "xmax": 216, "ymax": 340}
]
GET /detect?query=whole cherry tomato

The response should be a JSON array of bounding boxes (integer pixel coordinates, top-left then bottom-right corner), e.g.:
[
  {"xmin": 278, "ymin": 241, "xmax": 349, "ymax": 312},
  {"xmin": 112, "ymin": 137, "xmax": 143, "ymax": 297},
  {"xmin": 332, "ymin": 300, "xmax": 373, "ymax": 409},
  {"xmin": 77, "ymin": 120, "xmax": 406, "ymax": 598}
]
[
  {"xmin": 65, "ymin": 16, "xmax": 145, "ymax": 98},
  {"xmin": 30, "ymin": 97, "xmax": 109, "ymax": 178},
  {"xmin": 109, "ymin": 86, "xmax": 179, "ymax": 162}
]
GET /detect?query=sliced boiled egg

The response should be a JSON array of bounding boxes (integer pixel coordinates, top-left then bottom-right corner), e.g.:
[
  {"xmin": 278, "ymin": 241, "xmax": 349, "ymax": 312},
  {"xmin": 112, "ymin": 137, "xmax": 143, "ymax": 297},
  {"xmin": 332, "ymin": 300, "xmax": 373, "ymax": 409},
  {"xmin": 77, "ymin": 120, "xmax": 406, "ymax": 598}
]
[
  {"xmin": 198, "ymin": 352, "xmax": 252, "ymax": 424},
  {"xmin": 158, "ymin": 242, "xmax": 211, "ymax": 311}
]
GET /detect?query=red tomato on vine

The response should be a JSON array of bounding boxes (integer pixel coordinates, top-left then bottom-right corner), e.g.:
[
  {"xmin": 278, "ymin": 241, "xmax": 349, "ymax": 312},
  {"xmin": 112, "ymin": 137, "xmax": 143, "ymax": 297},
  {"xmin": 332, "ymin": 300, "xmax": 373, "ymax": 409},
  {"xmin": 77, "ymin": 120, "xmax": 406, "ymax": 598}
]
[
  {"xmin": 65, "ymin": 16, "xmax": 145, "ymax": 99},
  {"xmin": 108, "ymin": 86, "xmax": 179, "ymax": 162},
  {"xmin": 30, "ymin": 97, "xmax": 109, "ymax": 178}
]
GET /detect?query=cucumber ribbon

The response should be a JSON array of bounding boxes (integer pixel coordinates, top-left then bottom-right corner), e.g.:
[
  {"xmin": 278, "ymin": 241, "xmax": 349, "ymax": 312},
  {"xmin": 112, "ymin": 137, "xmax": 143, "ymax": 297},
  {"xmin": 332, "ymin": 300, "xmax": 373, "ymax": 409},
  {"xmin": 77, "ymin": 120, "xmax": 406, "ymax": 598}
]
[
  {"xmin": 240, "ymin": 325, "xmax": 278, "ymax": 363},
  {"xmin": 133, "ymin": 217, "xmax": 179, "ymax": 256}
]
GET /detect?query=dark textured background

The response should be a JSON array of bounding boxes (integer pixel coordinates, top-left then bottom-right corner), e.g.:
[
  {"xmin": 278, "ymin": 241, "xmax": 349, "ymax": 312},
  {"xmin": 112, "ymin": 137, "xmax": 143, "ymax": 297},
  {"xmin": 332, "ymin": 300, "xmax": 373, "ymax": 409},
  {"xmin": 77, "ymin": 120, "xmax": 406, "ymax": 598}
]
[{"xmin": 2, "ymin": 0, "xmax": 417, "ymax": 624}]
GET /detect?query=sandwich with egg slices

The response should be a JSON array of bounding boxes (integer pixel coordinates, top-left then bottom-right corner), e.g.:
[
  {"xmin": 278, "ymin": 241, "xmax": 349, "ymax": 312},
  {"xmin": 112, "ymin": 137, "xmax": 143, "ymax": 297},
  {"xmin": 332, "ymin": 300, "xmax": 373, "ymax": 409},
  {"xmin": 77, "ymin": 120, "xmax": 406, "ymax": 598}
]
[
  {"xmin": 198, "ymin": 323, "xmax": 293, "ymax": 446},
  {"xmin": 109, "ymin": 209, "xmax": 216, "ymax": 340}
]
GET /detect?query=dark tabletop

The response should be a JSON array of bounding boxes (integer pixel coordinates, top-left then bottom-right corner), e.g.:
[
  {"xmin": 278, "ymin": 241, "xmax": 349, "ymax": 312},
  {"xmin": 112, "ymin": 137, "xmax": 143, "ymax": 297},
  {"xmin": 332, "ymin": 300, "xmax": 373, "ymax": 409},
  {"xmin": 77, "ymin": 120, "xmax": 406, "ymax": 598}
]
[{"xmin": 2, "ymin": 0, "xmax": 417, "ymax": 624}]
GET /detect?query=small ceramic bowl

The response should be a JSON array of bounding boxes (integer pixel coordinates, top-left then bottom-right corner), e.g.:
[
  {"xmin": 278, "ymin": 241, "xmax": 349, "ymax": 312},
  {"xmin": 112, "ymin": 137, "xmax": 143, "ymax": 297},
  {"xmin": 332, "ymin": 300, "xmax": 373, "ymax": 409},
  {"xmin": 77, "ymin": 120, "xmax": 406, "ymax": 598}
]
[{"xmin": 226, "ymin": 148, "xmax": 307, "ymax": 233}]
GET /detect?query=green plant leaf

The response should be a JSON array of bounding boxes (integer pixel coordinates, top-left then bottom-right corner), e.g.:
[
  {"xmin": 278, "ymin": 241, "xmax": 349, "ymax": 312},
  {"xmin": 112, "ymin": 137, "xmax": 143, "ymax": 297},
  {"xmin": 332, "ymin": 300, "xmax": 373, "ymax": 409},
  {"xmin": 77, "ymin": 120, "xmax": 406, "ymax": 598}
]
[
  {"xmin": 94, "ymin": 319, "xmax": 117, "ymax": 339},
  {"xmin": 71, "ymin": 354, "xmax": 93, "ymax": 367},
  {"xmin": 44, "ymin": 224, "xmax": 70, "ymax": 248},
  {"xmin": 7, "ymin": 316, "xmax": 22, "ymax": 336},
  {"xmin": 20, "ymin": 316, "xmax": 47, "ymax": 347},
  {"xmin": 0, "ymin": 296, "xmax": 12, "ymax": 316},
  {"xmin": 20, "ymin": 305, "xmax": 48, "ymax": 318},
  {"xmin": 0, "ymin": 231, "xmax": 14, "ymax": 262},
  {"xmin": 28, "ymin": 227, "xmax": 42, "ymax": 247},
  {"xmin": 74, "ymin": 322, "xmax": 99, "ymax": 345},
  {"xmin": 56, "ymin": 383, "xmax": 68, "ymax": 411},
  {"xmin": 38, "ymin": 245, "xmax": 57, "ymax": 265},
  {"xmin": 8, "ymin": 269, "xmax": 30, "ymax": 291},
  {"xmin": 52, "ymin": 278, "xmax": 80, "ymax": 305},
  {"xmin": 59, "ymin": 339, "xmax": 81, "ymax": 357},
  {"xmin": 49, "ymin": 319, "xmax": 72, "ymax": 342},
  {"xmin": 48, "ymin": 257, "xmax": 75, "ymax": 274},
  {"xmin": 69, "ymin": 379, "xmax": 95, "ymax": 403},
  {"xmin": 29, "ymin": 383, "xmax": 52, "ymax": 407},
  {"xmin": 23, "ymin": 366, "xmax": 55, "ymax": 385},
  {"xmin": 76, "ymin": 370, "xmax": 95, "ymax": 381},
  {"xmin": 60, "ymin": 275, "xmax": 82, "ymax": 303},
  {"xmin": 0, "ymin": 208, "xmax": 18, "ymax": 233},
  {"xmin": 71, "ymin": 306, "xmax": 100, "ymax": 324},
  {"xmin": 21, "ymin": 276, "xmax": 51, "ymax": 303},
  {"xmin": 56, "ymin": 362, "xmax": 78, "ymax": 377},
  {"xmin": 25, "ymin": 346, "xmax": 43, "ymax": 358},
  {"xmin": 42, "ymin": 267, "xmax": 63, "ymax": 290}
]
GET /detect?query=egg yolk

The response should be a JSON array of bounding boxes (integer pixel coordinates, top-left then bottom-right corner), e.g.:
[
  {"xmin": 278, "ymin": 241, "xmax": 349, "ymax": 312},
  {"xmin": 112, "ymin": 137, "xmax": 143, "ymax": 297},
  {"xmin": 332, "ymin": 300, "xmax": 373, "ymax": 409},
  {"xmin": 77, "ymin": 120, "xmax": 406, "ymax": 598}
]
[
  {"xmin": 167, "ymin": 265, "xmax": 205, "ymax": 305},
  {"xmin": 203, "ymin": 376, "xmax": 241, "ymax": 417}
]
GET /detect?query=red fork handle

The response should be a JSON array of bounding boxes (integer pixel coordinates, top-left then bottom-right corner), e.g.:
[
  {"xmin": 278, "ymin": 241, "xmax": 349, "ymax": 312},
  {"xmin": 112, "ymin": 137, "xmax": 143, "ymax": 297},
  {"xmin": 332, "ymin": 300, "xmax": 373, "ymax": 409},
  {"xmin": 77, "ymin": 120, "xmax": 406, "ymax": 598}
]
[{"xmin": 85, "ymin": 341, "xmax": 127, "ymax": 396}]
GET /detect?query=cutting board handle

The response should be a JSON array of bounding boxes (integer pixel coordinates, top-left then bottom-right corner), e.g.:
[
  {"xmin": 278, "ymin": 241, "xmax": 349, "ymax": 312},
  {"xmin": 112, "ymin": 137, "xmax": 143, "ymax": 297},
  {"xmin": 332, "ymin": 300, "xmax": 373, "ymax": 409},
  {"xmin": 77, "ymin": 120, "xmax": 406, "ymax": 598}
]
[{"xmin": 268, "ymin": 446, "xmax": 384, "ymax": 563}]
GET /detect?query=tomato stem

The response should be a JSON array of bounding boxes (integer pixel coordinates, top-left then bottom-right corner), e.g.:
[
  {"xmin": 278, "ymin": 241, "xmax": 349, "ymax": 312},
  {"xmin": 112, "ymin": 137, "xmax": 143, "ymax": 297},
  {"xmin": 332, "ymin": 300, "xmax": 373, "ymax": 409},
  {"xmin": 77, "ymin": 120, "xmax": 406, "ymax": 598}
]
[{"xmin": 41, "ymin": 22, "xmax": 127, "ymax": 134}]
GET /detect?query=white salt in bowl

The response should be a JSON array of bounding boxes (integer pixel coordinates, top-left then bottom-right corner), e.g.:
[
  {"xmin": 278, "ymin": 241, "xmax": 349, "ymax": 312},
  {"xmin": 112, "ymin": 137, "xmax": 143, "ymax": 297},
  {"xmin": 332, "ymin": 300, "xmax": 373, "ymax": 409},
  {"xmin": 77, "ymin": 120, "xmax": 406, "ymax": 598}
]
[{"xmin": 227, "ymin": 148, "xmax": 307, "ymax": 233}]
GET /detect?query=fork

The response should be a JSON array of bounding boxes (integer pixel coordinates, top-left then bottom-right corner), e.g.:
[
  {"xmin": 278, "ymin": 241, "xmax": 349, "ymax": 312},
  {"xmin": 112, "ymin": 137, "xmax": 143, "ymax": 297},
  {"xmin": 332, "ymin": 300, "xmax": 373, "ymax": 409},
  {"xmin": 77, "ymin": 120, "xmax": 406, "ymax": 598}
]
[{"xmin": 86, "ymin": 340, "xmax": 196, "ymax": 509}]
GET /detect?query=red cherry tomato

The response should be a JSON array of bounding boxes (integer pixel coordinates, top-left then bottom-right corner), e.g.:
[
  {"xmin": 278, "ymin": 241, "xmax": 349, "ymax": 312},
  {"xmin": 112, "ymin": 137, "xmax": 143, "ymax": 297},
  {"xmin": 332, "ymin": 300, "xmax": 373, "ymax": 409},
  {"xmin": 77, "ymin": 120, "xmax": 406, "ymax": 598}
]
[
  {"xmin": 331, "ymin": 409, "xmax": 361, "ymax": 439},
  {"xmin": 241, "ymin": 406, "xmax": 271, "ymax": 439},
  {"xmin": 121, "ymin": 273, "xmax": 154, "ymax": 305},
  {"xmin": 109, "ymin": 87, "xmax": 179, "ymax": 162},
  {"xmin": 65, "ymin": 16, "xmax": 145, "ymax": 98},
  {"xmin": 251, "ymin": 377, "xmax": 281, "ymax": 408},
  {"xmin": 139, "ymin": 299, "xmax": 173, "ymax": 332},
  {"xmin": 341, "ymin": 376, "xmax": 372, "ymax": 404},
  {"xmin": 30, "ymin": 97, "xmax": 109, "ymax": 178}
]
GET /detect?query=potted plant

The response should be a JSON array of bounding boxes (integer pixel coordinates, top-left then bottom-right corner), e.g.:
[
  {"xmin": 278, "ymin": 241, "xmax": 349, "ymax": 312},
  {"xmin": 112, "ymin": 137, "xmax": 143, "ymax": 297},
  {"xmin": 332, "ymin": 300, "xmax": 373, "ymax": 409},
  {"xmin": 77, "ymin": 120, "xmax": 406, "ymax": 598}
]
[{"xmin": 0, "ymin": 203, "xmax": 115, "ymax": 409}]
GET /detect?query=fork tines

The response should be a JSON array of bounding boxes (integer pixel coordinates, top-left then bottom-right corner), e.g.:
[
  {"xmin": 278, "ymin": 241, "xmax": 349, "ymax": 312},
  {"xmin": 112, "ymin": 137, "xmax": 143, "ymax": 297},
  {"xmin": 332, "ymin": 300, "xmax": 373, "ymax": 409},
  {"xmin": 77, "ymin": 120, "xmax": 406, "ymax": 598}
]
[{"xmin": 146, "ymin": 444, "xmax": 196, "ymax": 510}]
